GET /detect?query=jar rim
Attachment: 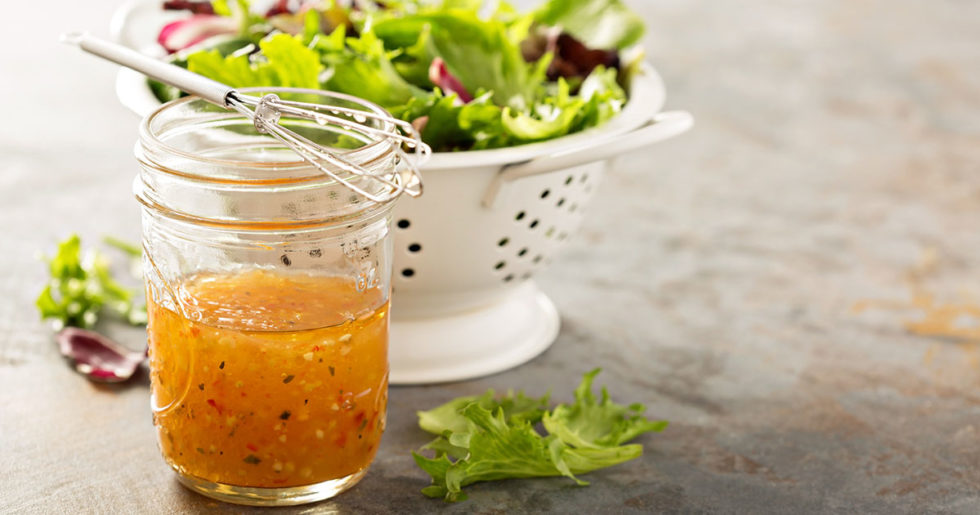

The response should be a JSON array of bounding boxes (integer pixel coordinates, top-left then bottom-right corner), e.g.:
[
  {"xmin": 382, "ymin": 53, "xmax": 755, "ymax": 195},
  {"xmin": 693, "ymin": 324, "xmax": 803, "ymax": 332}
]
[{"xmin": 138, "ymin": 87, "xmax": 398, "ymax": 184}]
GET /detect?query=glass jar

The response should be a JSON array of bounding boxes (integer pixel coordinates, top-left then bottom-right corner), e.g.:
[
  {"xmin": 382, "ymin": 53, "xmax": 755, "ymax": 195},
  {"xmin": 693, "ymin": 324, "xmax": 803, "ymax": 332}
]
[{"xmin": 136, "ymin": 89, "xmax": 405, "ymax": 506}]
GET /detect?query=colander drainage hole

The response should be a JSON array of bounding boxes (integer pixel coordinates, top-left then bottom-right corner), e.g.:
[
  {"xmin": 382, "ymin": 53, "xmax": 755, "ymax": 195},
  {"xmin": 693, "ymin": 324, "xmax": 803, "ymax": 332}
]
[
  {"xmin": 533, "ymin": 255, "xmax": 543, "ymax": 264},
  {"xmin": 569, "ymin": 203, "xmax": 578, "ymax": 212},
  {"xmin": 556, "ymin": 198, "xmax": 565, "ymax": 207},
  {"xmin": 401, "ymin": 268, "xmax": 415, "ymax": 278},
  {"xmin": 515, "ymin": 211, "xmax": 526, "ymax": 221},
  {"xmin": 518, "ymin": 248, "xmax": 528, "ymax": 257},
  {"xmin": 397, "ymin": 219, "xmax": 411, "ymax": 229},
  {"xmin": 580, "ymin": 173, "xmax": 589, "ymax": 183},
  {"xmin": 495, "ymin": 261, "xmax": 506, "ymax": 270},
  {"xmin": 498, "ymin": 237, "xmax": 510, "ymax": 247},
  {"xmin": 503, "ymin": 274, "xmax": 515, "ymax": 282},
  {"xmin": 408, "ymin": 243, "xmax": 422, "ymax": 253},
  {"xmin": 529, "ymin": 219, "xmax": 539, "ymax": 229},
  {"xmin": 565, "ymin": 175, "xmax": 574, "ymax": 186},
  {"xmin": 540, "ymin": 189, "xmax": 550, "ymax": 199}
]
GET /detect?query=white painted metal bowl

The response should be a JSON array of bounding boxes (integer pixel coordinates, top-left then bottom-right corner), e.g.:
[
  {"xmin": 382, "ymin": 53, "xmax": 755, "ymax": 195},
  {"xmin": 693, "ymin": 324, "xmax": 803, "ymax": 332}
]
[{"xmin": 112, "ymin": 1, "xmax": 693, "ymax": 384}]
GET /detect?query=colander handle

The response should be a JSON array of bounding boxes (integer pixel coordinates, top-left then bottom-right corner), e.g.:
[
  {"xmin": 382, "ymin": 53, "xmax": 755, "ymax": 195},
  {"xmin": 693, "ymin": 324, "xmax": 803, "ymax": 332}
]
[{"xmin": 481, "ymin": 110, "xmax": 693, "ymax": 208}]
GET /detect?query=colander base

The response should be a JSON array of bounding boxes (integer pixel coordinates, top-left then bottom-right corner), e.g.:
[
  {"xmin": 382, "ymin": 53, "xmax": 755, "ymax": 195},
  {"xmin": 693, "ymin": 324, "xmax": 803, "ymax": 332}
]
[{"xmin": 389, "ymin": 281, "xmax": 560, "ymax": 384}]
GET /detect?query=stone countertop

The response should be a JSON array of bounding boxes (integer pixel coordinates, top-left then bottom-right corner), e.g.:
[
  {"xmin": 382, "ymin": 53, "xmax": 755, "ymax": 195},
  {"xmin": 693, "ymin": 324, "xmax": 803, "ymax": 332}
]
[{"xmin": 2, "ymin": 1, "xmax": 979, "ymax": 513}]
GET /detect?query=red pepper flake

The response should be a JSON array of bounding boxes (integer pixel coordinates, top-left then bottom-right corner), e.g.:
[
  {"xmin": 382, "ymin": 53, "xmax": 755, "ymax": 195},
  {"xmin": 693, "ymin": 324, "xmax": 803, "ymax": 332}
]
[
  {"xmin": 354, "ymin": 411, "xmax": 366, "ymax": 424},
  {"xmin": 206, "ymin": 399, "xmax": 223, "ymax": 415},
  {"xmin": 190, "ymin": 328, "xmax": 200, "ymax": 337},
  {"xmin": 197, "ymin": 383, "xmax": 204, "ymax": 391},
  {"xmin": 357, "ymin": 418, "xmax": 368, "ymax": 431},
  {"xmin": 280, "ymin": 410, "xmax": 291, "ymax": 420},
  {"xmin": 219, "ymin": 361, "xmax": 225, "ymax": 369},
  {"xmin": 313, "ymin": 345, "xmax": 320, "ymax": 352},
  {"xmin": 283, "ymin": 374, "xmax": 295, "ymax": 384},
  {"xmin": 335, "ymin": 434, "xmax": 347, "ymax": 447},
  {"xmin": 246, "ymin": 443, "xmax": 258, "ymax": 452},
  {"xmin": 243, "ymin": 454, "xmax": 261, "ymax": 465}
]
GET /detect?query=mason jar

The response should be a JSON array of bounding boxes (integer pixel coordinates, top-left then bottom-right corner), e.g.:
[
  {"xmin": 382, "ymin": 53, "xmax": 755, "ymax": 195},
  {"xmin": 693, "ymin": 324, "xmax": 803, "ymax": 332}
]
[{"xmin": 135, "ymin": 88, "xmax": 411, "ymax": 506}]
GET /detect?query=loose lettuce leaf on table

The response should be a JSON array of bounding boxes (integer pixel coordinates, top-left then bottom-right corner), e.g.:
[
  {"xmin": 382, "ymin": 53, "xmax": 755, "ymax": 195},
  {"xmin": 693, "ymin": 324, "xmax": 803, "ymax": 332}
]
[
  {"xmin": 543, "ymin": 368, "xmax": 667, "ymax": 449},
  {"xmin": 37, "ymin": 235, "xmax": 145, "ymax": 330},
  {"xmin": 418, "ymin": 387, "xmax": 550, "ymax": 435},
  {"xmin": 413, "ymin": 403, "xmax": 642, "ymax": 502},
  {"xmin": 413, "ymin": 369, "xmax": 667, "ymax": 502}
]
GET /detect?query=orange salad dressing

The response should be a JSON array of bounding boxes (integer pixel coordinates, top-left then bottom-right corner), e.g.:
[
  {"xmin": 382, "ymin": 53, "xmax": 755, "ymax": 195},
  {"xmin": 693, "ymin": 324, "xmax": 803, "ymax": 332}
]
[{"xmin": 147, "ymin": 269, "xmax": 388, "ymax": 488}]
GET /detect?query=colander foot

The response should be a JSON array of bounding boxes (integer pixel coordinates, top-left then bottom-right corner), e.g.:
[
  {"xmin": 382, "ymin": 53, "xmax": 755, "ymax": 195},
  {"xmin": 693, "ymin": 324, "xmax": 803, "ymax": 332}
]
[{"xmin": 389, "ymin": 281, "xmax": 559, "ymax": 384}]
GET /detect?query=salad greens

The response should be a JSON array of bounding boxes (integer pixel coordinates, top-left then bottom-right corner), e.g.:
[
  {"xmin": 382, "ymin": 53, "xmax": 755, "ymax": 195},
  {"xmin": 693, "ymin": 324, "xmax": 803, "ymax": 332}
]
[
  {"xmin": 413, "ymin": 369, "xmax": 667, "ymax": 502},
  {"xmin": 154, "ymin": 0, "xmax": 646, "ymax": 151},
  {"xmin": 36, "ymin": 235, "xmax": 146, "ymax": 330},
  {"xmin": 535, "ymin": 0, "xmax": 645, "ymax": 50}
]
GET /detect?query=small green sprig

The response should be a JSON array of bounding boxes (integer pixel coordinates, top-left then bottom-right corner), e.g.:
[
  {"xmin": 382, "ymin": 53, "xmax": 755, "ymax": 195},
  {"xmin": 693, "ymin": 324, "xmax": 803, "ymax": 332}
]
[
  {"xmin": 36, "ymin": 235, "xmax": 146, "ymax": 330},
  {"xmin": 413, "ymin": 369, "xmax": 667, "ymax": 502}
]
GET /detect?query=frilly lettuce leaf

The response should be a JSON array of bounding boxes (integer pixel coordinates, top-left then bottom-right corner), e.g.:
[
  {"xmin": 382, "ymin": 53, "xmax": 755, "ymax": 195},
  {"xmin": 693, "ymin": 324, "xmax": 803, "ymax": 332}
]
[
  {"xmin": 543, "ymin": 368, "xmax": 667, "ymax": 449},
  {"xmin": 418, "ymin": 387, "xmax": 550, "ymax": 435},
  {"xmin": 373, "ymin": 10, "xmax": 537, "ymax": 107},
  {"xmin": 320, "ymin": 28, "xmax": 429, "ymax": 107},
  {"xmin": 187, "ymin": 33, "xmax": 322, "ymax": 89},
  {"xmin": 501, "ymin": 65, "xmax": 625, "ymax": 142},
  {"xmin": 37, "ymin": 235, "xmax": 145, "ymax": 330},
  {"xmin": 413, "ymin": 403, "xmax": 642, "ymax": 502},
  {"xmin": 160, "ymin": 0, "xmax": 644, "ymax": 152},
  {"xmin": 413, "ymin": 369, "xmax": 666, "ymax": 502},
  {"xmin": 535, "ymin": 0, "xmax": 645, "ymax": 50}
]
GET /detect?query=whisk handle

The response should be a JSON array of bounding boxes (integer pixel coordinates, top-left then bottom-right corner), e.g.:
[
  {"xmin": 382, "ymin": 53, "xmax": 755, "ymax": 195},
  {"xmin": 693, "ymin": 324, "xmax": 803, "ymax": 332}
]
[{"xmin": 62, "ymin": 32, "xmax": 234, "ymax": 106}]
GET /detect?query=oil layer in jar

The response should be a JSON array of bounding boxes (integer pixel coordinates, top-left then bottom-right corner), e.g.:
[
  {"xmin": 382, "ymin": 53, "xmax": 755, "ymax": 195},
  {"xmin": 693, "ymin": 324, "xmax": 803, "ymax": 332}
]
[{"xmin": 147, "ymin": 268, "xmax": 388, "ymax": 488}]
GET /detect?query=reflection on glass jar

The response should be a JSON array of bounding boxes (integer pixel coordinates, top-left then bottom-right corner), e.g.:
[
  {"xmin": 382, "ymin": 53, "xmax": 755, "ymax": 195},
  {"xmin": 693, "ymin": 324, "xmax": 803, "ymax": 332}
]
[{"xmin": 136, "ymin": 88, "xmax": 405, "ymax": 506}]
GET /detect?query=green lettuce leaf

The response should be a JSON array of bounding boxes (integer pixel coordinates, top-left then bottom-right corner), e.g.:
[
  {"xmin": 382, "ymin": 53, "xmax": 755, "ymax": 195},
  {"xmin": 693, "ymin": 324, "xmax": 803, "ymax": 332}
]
[
  {"xmin": 418, "ymin": 387, "xmax": 550, "ymax": 435},
  {"xmin": 502, "ymin": 100, "xmax": 583, "ymax": 141},
  {"xmin": 187, "ymin": 33, "xmax": 323, "ymax": 89},
  {"xmin": 413, "ymin": 403, "xmax": 642, "ymax": 502},
  {"xmin": 413, "ymin": 369, "xmax": 665, "ymax": 502},
  {"xmin": 151, "ymin": 0, "xmax": 644, "ymax": 152},
  {"xmin": 373, "ymin": 10, "xmax": 537, "ymax": 107},
  {"xmin": 543, "ymin": 368, "xmax": 667, "ymax": 449},
  {"xmin": 500, "ymin": 66, "xmax": 626, "ymax": 142},
  {"xmin": 321, "ymin": 28, "xmax": 429, "ymax": 107},
  {"xmin": 535, "ymin": 0, "xmax": 645, "ymax": 50},
  {"xmin": 37, "ymin": 235, "xmax": 145, "ymax": 330}
]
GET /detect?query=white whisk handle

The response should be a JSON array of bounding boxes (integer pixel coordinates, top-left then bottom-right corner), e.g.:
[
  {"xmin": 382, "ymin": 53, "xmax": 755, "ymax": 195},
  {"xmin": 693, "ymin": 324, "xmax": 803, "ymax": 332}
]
[{"xmin": 62, "ymin": 32, "xmax": 234, "ymax": 106}]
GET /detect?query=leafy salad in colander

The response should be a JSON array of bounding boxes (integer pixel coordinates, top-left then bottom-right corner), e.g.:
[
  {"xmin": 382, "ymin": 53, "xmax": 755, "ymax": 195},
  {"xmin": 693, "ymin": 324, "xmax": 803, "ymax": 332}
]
[{"xmin": 152, "ymin": 0, "xmax": 647, "ymax": 152}]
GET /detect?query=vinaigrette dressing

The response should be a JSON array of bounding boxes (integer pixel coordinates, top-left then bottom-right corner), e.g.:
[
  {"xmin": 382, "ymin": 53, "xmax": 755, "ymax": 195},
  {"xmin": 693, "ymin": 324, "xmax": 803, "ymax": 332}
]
[{"xmin": 147, "ymin": 269, "xmax": 388, "ymax": 488}]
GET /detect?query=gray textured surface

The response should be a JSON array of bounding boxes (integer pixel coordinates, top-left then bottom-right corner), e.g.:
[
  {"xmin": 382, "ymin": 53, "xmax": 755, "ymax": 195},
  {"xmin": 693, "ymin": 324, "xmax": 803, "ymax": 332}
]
[{"xmin": 3, "ymin": 1, "xmax": 980, "ymax": 513}]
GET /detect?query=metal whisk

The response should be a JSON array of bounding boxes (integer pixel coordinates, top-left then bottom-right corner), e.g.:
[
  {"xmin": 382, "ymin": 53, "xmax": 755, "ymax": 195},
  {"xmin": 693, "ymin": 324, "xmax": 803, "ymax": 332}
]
[{"xmin": 62, "ymin": 32, "xmax": 427, "ymax": 203}]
